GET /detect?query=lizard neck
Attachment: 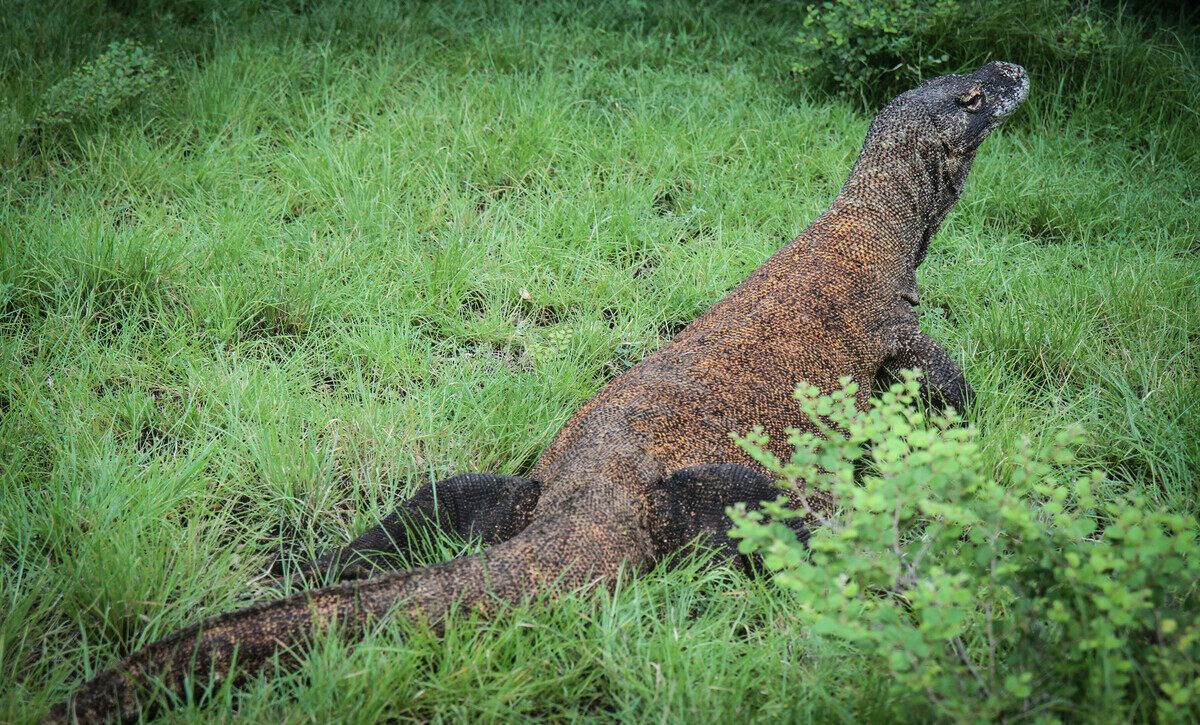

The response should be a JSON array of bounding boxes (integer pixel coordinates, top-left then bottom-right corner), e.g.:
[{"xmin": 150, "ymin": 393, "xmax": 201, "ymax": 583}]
[{"xmin": 817, "ymin": 124, "xmax": 970, "ymax": 270}]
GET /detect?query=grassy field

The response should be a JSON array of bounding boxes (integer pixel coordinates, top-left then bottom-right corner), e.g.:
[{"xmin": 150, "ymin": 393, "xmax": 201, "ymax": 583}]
[{"xmin": 1, "ymin": 0, "xmax": 1197, "ymax": 721}]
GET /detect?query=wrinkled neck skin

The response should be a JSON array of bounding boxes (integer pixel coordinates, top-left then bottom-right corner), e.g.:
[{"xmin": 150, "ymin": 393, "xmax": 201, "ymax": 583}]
[{"xmin": 824, "ymin": 123, "xmax": 976, "ymax": 285}]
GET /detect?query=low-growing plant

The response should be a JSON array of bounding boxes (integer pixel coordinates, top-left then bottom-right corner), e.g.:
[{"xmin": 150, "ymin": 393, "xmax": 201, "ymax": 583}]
[
  {"xmin": 730, "ymin": 371, "xmax": 1200, "ymax": 722},
  {"xmin": 789, "ymin": 0, "xmax": 1200, "ymax": 138},
  {"xmin": 36, "ymin": 39, "xmax": 167, "ymax": 128},
  {"xmin": 793, "ymin": 0, "xmax": 960, "ymax": 98},
  {"xmin": 791, "ymin": 0, "xmax": 1114, "ymax": 99}
]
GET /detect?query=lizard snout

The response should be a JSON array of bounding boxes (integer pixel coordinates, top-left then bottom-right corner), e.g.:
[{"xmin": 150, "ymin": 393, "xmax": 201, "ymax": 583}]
[{"xmin": 977, "ymin": 61, "xmax": 1029, "ymax": 122}]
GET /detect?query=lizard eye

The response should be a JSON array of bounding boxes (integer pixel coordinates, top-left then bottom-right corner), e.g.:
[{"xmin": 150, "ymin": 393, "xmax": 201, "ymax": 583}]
[{"xmin": 957, "ymin": 90, "xmax": 986, "ymax": 113}]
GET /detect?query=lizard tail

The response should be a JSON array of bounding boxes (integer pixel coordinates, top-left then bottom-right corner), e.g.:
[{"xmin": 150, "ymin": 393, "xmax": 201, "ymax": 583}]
[{"xmin": 46, "ymin": 509, "xmax": 651, "ymax": 724}]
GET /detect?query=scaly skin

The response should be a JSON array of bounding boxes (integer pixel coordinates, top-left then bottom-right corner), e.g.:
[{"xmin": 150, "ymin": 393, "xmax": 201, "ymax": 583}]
[{"xmin": 48, "ymin": 61, "xmax": 1028, "ymax": 723}]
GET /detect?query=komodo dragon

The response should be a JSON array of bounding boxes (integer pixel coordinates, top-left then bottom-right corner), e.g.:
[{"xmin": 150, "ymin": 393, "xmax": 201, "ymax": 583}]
[{"xmin": 50, "ymin": 61, "xmax": 1029, "ymax": 723}]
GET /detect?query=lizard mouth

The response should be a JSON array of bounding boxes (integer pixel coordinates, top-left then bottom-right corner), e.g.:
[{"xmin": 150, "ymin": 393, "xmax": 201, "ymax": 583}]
[{"xmin": 901, "ymin": 291, "xmax": 921, "ymax": 307}]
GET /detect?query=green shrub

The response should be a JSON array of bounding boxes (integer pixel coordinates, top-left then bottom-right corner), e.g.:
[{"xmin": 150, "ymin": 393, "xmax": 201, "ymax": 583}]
[
  {"xmin": 794, "ymin": 0, "xmax": 960, "ymax": 99},
  {"xmin": 790, "ymin": 0, "xmax": 1200, "ymax": 144},
  {"xmin": 792, "ymin": 0, "xmax": 1112, "ymax": 101},
  {"xmin": 730, "ymin": 372, "xmax": 1200, "ymax": 722},
  {"xmin": 36, "ymin": 39, "xmax": 167, "ymax": 128}
]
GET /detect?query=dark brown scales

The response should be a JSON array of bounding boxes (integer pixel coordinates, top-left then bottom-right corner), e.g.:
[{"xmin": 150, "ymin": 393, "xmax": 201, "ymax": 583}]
[{"xmin": 49, "ymin": 62, "xmax": 1029, "ymax": 723}]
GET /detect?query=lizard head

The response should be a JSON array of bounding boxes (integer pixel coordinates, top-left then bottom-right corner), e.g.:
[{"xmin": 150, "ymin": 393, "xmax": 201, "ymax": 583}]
[
  {"xmin": 898, "ymin": 60, "xmax": 1030, "ymax": 155},
  {"xmin": 851, "ymin": 61, "xmax": 1029, "ymax": 274},
  {"xmin": 855, "ymin": 60, "xmax": 1029, "ymax": 195}
]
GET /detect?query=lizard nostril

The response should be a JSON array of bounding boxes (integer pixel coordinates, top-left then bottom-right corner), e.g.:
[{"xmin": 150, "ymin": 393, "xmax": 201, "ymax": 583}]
[{"xmin": 993, "ymin": 61, "xmax": 1027, "ymax": 81}]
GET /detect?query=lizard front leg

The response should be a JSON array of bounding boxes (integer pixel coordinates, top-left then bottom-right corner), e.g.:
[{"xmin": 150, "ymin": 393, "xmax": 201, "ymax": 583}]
[
  {"xmin": 882, "ymin": 327, "xmax": 975, "ymax": 413},
  {"xmin": 294, "ymin": 474, "xmax": 541, "ymax": 581}
]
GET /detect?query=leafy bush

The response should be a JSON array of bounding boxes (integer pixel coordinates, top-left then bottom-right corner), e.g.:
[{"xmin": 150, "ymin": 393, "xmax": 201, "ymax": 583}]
[
  {"xmin": 792, "ymin": 0, "xmax": 1112, "ymax": 101},
  {"xmin": 794, "ymin": 0, "xmax": 960, "ymax": 98},
  {"xmin": 36, "ymin": 39, "xmax": 167, "ymax": 128},
  {"xmin": 730, "ymin": 372, "xmax": 1200, "ymax": 722},
  {"xmin": 790, "ymin": 0, "xmax": 1200, "ymax": 141}
]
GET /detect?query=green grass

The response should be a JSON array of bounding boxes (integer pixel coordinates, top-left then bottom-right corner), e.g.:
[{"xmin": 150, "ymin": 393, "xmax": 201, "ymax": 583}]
[{"xmin": 1, "ymin": 0, "xmax": 1197, "ymax": 721}]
